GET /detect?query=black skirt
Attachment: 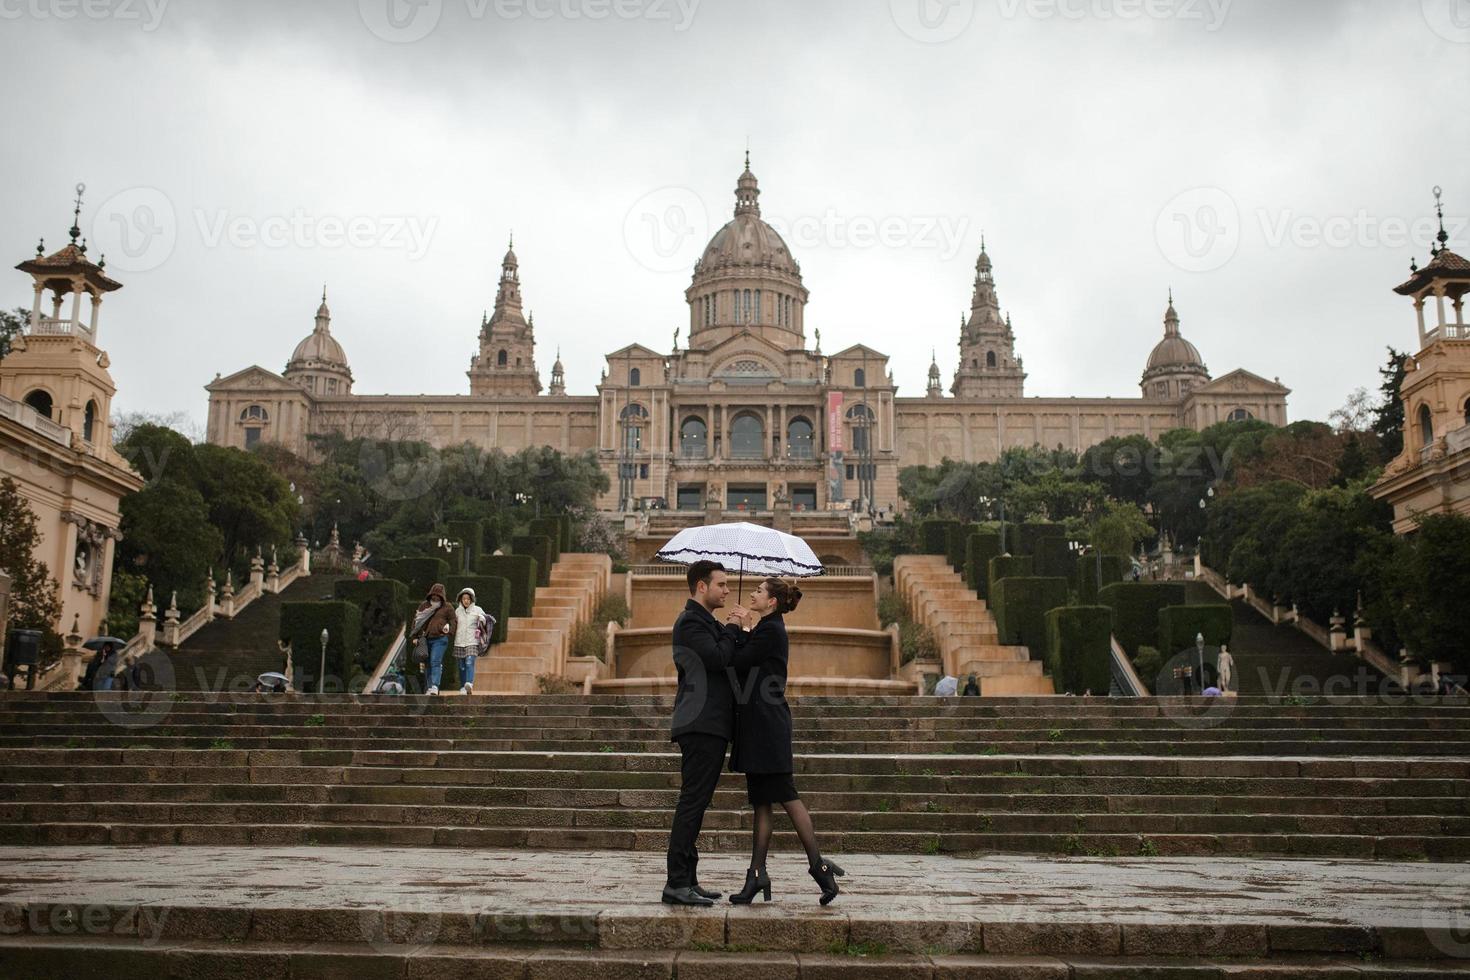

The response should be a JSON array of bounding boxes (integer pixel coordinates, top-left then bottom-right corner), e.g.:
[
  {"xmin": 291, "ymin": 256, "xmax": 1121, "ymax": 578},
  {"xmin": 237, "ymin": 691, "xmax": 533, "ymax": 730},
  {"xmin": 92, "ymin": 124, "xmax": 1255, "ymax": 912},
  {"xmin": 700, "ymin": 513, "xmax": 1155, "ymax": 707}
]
[{"xmin": 745, "ymin": 772, "xmax": 799, "ymax": 806}]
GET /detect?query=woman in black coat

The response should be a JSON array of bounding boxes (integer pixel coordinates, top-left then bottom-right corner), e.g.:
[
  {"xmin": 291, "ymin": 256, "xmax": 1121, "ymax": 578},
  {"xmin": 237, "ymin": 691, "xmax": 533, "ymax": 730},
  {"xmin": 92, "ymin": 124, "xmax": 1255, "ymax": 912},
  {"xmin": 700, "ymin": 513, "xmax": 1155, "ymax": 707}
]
[{"xmin": 728, "ymin": 577, "xmax": 845, "ymax": 905}]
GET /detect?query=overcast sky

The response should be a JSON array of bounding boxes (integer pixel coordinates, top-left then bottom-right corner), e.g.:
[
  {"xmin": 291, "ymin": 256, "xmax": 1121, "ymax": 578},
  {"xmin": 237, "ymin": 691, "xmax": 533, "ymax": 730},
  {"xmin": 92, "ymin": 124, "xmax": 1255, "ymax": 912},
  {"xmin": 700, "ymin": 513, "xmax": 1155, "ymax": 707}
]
[{"xmin": 1, "ymin": 0, "xmax": 1465, "ymax": 432}]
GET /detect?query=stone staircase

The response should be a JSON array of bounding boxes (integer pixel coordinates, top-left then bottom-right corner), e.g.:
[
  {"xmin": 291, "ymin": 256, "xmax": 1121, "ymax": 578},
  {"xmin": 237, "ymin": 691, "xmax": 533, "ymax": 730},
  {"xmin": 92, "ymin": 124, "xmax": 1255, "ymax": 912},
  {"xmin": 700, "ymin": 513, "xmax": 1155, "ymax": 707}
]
[
  {"xmin": 164, "ymin": 575, "xmax": 323, "ymax": 692},
  {"xmin": 1, "ymin": 692, "xmax": 1469, "ymax": 976},
  {"xmin": 894, "ymin": 554, "xmax": 1054, "ymax": 695},
  {"xmin": 474, "ymin": 553, "xmax": 612, "ymax": 694}
]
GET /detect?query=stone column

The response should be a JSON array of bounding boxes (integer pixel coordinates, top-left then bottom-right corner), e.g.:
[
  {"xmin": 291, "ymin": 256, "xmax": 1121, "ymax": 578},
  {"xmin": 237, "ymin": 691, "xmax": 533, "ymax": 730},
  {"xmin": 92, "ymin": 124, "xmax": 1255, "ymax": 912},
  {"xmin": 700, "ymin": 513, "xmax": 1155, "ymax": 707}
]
[
  {"xmin": 220, "ymin": 573, "xmax": 236, "ymax": 618},
  {"xmin": 69, "ymin": 283, "xmax": 84, "ymax": 332},
  {"xmin": 249, "ymin": 548, "xmax": 265, "ymax": 591},
  {"xmin": 267, "ymin": 547, "xmax": 281, "ymax": 593},
  {"xmin": 138, "ymin": 588, "xmax": 157, "ymax": 648},
  {"xmin": 1329, "ymin": 610, "xmax": 1348, "ymax": 652},
  {"xmin": 296, "ymin": 534, "xmax": 311, "ymax": 575},
  {"xmin": 204, "ymin": 569, "xmax": 217, "ymax": 620},
  {"xmin": 60, "ymin": 614, "xmax": 86, "ymax": 690},
  {"xmin": 1415, "ymin": 298, "xmax": 1427, "ymax": 348}
]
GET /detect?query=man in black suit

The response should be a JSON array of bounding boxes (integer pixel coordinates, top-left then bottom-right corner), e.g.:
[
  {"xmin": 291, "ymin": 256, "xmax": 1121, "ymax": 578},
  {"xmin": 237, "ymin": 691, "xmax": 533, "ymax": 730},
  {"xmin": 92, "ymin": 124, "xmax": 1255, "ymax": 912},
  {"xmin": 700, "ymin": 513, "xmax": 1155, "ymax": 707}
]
[{"xmin": 662, "ymin": 559, "xmax": 751, "ymax": 906}]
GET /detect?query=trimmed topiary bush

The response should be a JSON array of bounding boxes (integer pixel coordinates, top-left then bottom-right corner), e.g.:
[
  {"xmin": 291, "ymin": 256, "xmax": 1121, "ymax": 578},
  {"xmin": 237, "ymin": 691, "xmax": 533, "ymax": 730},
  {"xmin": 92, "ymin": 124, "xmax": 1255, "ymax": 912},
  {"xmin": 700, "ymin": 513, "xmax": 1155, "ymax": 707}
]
[
  {"xmin": 477, "ymin": 555, "xmax": 539, "ymax": 618},
  {"xmin": 528, "ymin": 518, "xmax": 563, "ymax": 564},
  {"xmin": 1133, "ymin": 645, "xmax": 1163, "ymax": 692},
  {"xmin": 446, "ymin": 575, "xmax": 512, "ymax": 646},
  {"xmin": 920, "ymin": 519, "xmax": 961, "ymax": 556},
  {"xmin": 988, "ymin": 554, "xmax": 1034, "ymax": 601},
  {"xmin": 477, "ymin": 518, "xmax": 501, "ymax": 557},
  {"xmin": 1018, "ymin": 522, "xmax": 1065, "ymax": 557},
  {"xmin": 280, "ymin": 601, "xmax": 361, "ymax": 693},
  {"xmin": 445, "ymin": 521, "xmax": 484, "ymax": 573},
  {"xmin": 1079, "ymin": 555, "xmax": 1127, "ymax": 604},
  {"xmin": 1098, "ymin": 582, "xmax": 1188, "ymax": 655},
  {"xmin": 944, "ymin": 522, "xmax": 982, "ymax": 571},
  {"xmin": 333, "ymin": 577, "xmax": 410, "ymax": 673},
  {"xmin": 992, "ymin": 576, "xmax": 1069, "ymax": 652},
  {"xmin": 1033, "ymin": 536, "xmax": 1077, "ymax": 584},
  {"xmin": 377, "ymin": 557, "xmax": 451, "ymax": 600},
  {"xmin": 1044, "ymin": 605, "xmax": 1114, "ymax": 695},
  {"xmin": 557, "ymin": 514, "xmax": 574, "ymax": 553},
  {"xmin": 965, "ymin": 531, "xmax": 1003, "ymax": 599},
  {"xmin": 1157, "ymin": 604, "xmax": 1234, "ymax": 657},
  {"xmin": 511, "ymin": 534, "xmax": 555, "ymax": 586}
]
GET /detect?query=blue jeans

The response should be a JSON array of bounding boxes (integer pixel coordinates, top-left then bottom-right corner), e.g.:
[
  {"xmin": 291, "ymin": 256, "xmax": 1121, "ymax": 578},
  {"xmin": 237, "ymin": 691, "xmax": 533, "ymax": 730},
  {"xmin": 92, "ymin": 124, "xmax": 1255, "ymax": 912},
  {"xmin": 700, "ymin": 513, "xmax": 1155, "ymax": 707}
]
[
  {"xmin": 426, "ymin": 637, "xmax": 448, "ymax": 689},
  {"xmin": 455, "ymin": 648, "xmax": 477, "ymax": 686}
]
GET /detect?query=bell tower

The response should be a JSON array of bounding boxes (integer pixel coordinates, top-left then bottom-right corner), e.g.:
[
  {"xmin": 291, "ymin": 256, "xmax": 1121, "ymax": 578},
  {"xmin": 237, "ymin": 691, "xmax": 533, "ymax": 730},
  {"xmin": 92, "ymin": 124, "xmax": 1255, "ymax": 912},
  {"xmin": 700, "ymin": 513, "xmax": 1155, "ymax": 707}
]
[
  {"xmin": 7, "ymin": 183, "xmax": 126, "ymax": 452},
  {"xmin": 469, "ymin": 235, "xmax": 542, "ymax": 396},
  {"xmin": 951, "ymin": 239, "xmax": 1025, "ymax": 398}
]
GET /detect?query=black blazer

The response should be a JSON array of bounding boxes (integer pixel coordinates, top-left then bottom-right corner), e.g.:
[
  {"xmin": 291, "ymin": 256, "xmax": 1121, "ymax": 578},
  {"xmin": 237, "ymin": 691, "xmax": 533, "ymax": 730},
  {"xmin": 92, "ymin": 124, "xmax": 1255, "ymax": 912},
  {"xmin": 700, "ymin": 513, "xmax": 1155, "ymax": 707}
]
[
  {"xmin": 670, "ymin": 599, "xmax": 749, "ymax": 742},
  {"xmin": 730, "ymin": 612, "xmax": 794, "ymax": 775}
]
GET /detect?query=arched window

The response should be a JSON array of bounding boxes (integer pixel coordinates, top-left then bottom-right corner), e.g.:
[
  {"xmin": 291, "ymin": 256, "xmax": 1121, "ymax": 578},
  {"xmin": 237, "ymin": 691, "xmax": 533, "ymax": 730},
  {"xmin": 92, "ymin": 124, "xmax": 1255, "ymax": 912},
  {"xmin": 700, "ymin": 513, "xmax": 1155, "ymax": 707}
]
[
  {"xmin": 23, "ymin": 390, "xmax": 52, "ymax": 419},
  {"xmin": 629, "ymin": 367, "xmax": 641, "ymax": 387},
  {"xmin": 730, "ymin": 413, "xmax": 764, "ymax": 458},
  {"xmin": 680, "ymin": 417, "xmax": 707, "ymax": 458},
  {"xmin": 83, "ymin": 400, "xmax": 97, "ymax": 443},
  {"xmin": 497, "ymin": 349, "xmax": 508, "ymax": 367},
  {"xmin": 1418, "ymin": 404, "xmax": 1434, "ymax": 449},
  {"xmin": 846, "ymin": 403, "xmax": 875, "ymax": 454},
  {"xmin": 972, "ymin": 359, "xmax": 978, "ymax": 368},
  {"xmin": 1463, "ymin": 397, "xmax": 1470, "ymax": 427},
  {"xmin": 620, "ymin": 403, "xmax": 647, "ymax": 452},
  {"xmin": 239, "ymin": 404, "xmax": 269, "ymax": 423},
  {"xmin": 787, "ymin": 417, "xmax": 814, "ymax": 459},
  {"xmin": 986, "ymin": 351, "xmax": 997, "ymax": 369},
  {"xmin": 754, "ymin": 289, "xmax": 762, "ymax": 324},
  {"xmin": 1227, "ymin": 408, "xmax": 1253, "ymax": 422},
  {"xmin": 854, "ymin": 368, "xmax": 866, "ymax": 388}
]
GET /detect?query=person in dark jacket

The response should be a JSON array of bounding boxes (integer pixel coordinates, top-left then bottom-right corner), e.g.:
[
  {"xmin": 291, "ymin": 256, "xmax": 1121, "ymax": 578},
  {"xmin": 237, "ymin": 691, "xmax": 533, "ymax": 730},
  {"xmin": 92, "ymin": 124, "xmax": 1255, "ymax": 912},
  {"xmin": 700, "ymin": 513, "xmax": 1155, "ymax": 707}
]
[
  {"xmin": 727, "ymin": 577, "xmax": 846, "ymax": 906},
  {"xmin": 411, "ymin": 583, "xmax": 457, "ymax": 695},
  {"xmin": 662, "ymin": 560, "xmax": 754, "ymax": 907}
]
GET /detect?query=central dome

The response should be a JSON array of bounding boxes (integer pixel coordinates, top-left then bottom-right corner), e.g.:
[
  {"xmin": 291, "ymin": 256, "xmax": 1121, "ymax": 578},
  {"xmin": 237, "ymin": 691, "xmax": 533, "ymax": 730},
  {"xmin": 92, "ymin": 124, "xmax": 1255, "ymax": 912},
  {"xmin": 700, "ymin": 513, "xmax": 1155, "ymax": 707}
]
[
  {"xmin": 1146, "ymin": 333, "xmax": 1204, "ymax": 371},
  {"xmin": 692, "ymin": 161, "xmax": 801, "ymax": 278}
]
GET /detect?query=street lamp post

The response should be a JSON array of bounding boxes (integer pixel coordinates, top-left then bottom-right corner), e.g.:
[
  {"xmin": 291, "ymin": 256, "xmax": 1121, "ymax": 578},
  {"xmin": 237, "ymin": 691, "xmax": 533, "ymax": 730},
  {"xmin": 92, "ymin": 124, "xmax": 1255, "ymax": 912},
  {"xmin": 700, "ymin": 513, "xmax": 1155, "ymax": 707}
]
[{"xmin": 318, "ymin": 628, "xmax": 329, "ymax": 695}]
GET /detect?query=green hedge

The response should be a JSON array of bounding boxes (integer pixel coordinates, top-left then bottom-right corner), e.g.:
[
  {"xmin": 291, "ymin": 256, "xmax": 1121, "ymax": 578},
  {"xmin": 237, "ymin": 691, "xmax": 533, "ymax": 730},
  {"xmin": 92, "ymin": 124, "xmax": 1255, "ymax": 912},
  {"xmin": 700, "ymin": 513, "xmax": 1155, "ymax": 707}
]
[
  {"xmin": 1044, "ymin": 605, "xmax": 1114, "ymax": 695},
  {"xmin": 1079, "ymin": 555, "xmax": 1126, "ymax": 604},
  {"xmin": 477, "ymin": 555, "xmax": 539, "ymax": 617},
  {"xmin": 557, "ymin": 514, "xmax": 574, "ymax": 553},
  {"xmin": 1157, "ymin": 604, "xmax": 1234, "ymax": 656},
  {"xmin": 1098, "ymin": 582, "xmax": 1188, "ymax": 654},
  {"xmin": 943, "ymin": 522, "xmax": 982, "ymax": 571},
  {"xmin": 964, "ymin": 531, "xmax": 1003, "ymax": 599},
  {"xmin": 446, "ymin": 575, "xmax": 512, "ymax": 645},
  {"xmin": 1018, "ymin": 522, "xmax": 1064, "ymax": 557},
  {"xmin": 987, "ymin": 554, "xmax": 1034, "ymax": 601},
  {"xmin": 280, "ymin": 600, "xmax": 362, "ymax": 693},
  {"xmin": 333, "ymin": 577, "xmax": 410, "ymax": 673},
  {"xmin": 528, "ymin": 518, "xmax": 563, "ymax": 564},
  {"xmin": 992, "ymin": 576, "xmax": 1069, "ymax": 652},
  {"xmin": 376, "ymin": 557, "xmax": 450, "ymax": 600},
  {"xmin": 920, "ymin": 519, "xmax": 960, "ymax": 556},
  {"xmin": 1033, "ymin": 536, "xmax": 1077, "ymax": 584},
  {"xmin": 511, "ymin": 534, "xmax": 555, "ymax": 587},
  {"xmin": 445, "ymin": 520, "xmax": 484, "ymax": 573}
]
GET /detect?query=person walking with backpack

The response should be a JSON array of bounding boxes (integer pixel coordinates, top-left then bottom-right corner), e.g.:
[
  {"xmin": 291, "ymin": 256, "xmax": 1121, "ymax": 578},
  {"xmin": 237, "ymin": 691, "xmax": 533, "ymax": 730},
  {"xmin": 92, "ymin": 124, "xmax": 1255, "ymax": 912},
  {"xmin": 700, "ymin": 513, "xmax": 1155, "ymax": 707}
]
[{"xmin": 452, "ymin": 587, "xmax": 494, "ymax": 696}]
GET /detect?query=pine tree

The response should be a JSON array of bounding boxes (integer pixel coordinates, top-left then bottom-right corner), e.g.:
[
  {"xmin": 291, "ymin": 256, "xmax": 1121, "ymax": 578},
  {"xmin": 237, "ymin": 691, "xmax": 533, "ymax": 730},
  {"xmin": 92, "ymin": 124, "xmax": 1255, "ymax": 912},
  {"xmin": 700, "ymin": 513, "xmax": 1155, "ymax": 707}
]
[
  {"xmin": 0, "ymin": 477, "xmax": 63, "ymax": 634},
  {"xmin": 1371, "ymin": 346, "xmax": 1407, "ymax": 462}
]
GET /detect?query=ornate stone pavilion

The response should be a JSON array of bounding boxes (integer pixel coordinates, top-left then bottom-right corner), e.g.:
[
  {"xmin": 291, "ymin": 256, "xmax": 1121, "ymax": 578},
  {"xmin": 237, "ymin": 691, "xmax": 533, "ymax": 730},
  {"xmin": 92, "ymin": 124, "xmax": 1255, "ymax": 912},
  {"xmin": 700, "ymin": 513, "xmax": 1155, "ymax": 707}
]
[
  {"xmin": 206, "ymin": 160, "xmax": 1290, "ymax": 512},
  {"xmin": 1371, "ymin": 189, "xmax": 1470, "ymax": 533},
  {"xmin": 0, "ymin": 188, "xmax": 145, "ymax": 644}
]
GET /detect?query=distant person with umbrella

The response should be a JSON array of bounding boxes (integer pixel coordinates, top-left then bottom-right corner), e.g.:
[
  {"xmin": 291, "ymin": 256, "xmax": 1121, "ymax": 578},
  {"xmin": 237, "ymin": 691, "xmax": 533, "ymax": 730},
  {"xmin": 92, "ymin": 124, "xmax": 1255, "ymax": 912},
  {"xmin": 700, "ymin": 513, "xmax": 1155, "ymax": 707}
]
[
  {"xmin": 79, "ymin": 637, "xmax": 126, "ymax": 691},
  {"xmin": 727, "ymin": 577, "xmax": 845, "ymax": 906}
]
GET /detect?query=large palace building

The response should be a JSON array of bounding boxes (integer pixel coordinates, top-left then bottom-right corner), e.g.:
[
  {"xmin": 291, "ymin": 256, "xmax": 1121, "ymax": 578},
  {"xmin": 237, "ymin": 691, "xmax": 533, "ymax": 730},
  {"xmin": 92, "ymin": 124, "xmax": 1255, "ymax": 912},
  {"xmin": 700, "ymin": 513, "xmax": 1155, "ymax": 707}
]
[{"xmin": 206, "ymin": 161, "xmax": 1290, "ymax": 512}]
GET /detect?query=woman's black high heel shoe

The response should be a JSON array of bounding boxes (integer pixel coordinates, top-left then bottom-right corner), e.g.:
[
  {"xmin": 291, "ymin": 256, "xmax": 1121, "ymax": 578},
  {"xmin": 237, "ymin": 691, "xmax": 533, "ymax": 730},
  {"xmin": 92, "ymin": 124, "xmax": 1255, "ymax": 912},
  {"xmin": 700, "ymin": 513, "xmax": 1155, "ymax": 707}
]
[
  {"xmin": 729, "ymin": 867, "xmax": 772, "ymax": 904},
  {"xmin": 809, "ymin": 857, "xmax": 844, "ymax": 905}
]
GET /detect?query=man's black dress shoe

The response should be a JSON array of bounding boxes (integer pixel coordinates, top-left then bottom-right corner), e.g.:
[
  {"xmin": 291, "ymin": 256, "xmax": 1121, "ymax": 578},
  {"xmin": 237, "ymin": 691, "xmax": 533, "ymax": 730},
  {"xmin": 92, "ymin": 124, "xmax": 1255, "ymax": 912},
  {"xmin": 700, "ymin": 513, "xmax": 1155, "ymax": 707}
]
[
  {"xmin": 692, "ymin": 883, "xmax": 723, "ymax": 900},
  {"xmin": 661, "ymin": 886, "xmax": 715, "ymax": 906}
]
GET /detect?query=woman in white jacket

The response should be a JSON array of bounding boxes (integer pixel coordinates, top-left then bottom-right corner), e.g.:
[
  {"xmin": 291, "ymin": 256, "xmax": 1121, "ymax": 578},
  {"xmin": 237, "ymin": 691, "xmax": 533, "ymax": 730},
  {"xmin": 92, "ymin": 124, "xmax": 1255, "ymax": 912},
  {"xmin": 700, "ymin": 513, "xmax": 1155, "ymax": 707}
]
[{"xmin": 452, "ymin": 587, "xmax": 494, "ymax": 695}]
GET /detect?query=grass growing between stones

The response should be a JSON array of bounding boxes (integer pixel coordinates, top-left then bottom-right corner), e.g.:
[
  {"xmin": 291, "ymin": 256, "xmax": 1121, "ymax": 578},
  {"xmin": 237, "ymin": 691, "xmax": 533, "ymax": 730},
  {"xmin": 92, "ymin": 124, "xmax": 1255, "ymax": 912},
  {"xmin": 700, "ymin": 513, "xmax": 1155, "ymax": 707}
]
[{"xmin": 830, "ymin": 941, "xmax": 889, "ymax": 957}]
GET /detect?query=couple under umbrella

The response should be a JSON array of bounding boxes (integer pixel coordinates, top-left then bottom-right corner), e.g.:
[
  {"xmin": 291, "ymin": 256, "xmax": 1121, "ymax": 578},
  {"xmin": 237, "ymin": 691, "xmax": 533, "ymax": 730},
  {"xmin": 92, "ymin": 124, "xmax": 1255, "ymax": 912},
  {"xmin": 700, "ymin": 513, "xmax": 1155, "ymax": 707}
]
[{"xmin": 657, "ymin": 523, "xmax": 845, "ymax": 907}]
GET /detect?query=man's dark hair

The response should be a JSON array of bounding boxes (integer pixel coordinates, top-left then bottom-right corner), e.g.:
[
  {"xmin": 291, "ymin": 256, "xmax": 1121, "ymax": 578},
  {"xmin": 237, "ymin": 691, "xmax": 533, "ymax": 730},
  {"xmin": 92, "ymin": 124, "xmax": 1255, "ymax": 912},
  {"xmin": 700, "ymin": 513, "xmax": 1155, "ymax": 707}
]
[{"xmin": 686, "ymin": 560, "xmax": 725, "ymax": 595}]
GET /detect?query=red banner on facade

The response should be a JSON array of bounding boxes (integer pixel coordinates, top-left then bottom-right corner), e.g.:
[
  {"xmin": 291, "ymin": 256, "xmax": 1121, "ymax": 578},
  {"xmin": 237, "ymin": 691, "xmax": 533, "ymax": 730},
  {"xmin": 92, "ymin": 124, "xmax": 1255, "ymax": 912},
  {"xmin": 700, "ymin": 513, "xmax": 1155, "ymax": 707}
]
[{"xmin": 827, "ymin": 391, "xmax": 844, "ymax": 452}]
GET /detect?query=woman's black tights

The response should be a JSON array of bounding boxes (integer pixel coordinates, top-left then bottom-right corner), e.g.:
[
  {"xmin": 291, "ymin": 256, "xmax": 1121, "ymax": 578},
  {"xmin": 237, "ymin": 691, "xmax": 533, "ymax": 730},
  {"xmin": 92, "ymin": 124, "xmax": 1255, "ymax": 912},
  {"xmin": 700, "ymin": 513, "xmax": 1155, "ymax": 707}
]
[{"xmin": 750, "ymin": 799, "xmax": 823, "ymax": 870}]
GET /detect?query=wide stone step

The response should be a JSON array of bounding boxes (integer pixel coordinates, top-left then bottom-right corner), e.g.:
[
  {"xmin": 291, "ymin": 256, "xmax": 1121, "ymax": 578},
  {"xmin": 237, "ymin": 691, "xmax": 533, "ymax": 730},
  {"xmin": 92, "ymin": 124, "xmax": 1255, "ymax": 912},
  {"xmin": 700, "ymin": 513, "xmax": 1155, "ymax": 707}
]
[
  {"xmin": 4, "ymin": 819, "xmax": 1466, "ymax": 858},
  {"xmin": 8, "ymin": 936, "xmax": 1464, "ymax": 980},
  {"xmin": 6, "ymin": 780, "xmax": 1464, "ymax": 816}
]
